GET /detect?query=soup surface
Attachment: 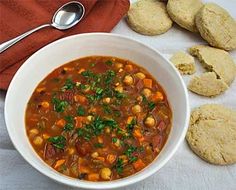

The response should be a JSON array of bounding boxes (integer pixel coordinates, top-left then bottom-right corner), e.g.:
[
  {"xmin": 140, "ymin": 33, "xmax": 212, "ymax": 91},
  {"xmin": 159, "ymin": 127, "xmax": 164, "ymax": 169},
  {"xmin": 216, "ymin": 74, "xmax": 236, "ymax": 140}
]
[{"xmin": 25, "ymin": 56, "xmax": 172, "ymax": 181}]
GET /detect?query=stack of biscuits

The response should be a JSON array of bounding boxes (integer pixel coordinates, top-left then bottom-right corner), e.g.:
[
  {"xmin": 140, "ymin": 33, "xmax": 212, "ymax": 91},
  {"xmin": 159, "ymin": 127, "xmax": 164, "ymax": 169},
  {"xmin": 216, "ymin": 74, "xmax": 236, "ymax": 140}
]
[{"xmin": 127, "ymin": 0, "xmax": 236, "ymax": 165}]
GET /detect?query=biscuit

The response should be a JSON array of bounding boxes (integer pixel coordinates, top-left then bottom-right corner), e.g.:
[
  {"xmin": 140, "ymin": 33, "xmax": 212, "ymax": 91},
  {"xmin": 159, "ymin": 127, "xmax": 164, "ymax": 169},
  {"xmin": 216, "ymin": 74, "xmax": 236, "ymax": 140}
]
[
  {"xmin": 127, "ymin": 0, "xmax": 173, "ymax": 35},
  {"xmin": 188, "ymin": 72, "xmax": 228, "ymax": 97},
  {"xmin": 195, "ymin": 3, "xmax": 236, "ymax": 50},
  {"xmin": 170, "ymin": 51, "xmax": 196, "ymax": 75},
  {"xmin": 186, "ymin": 104, "xmax": 236, "ymax": 165},
  {"xmin": 167, "ymin": 0, "xmax": 203, "ymax": 32},
  {"xmin": 189, "ymin": 45, "xmax": 236, "ymax": 86}
]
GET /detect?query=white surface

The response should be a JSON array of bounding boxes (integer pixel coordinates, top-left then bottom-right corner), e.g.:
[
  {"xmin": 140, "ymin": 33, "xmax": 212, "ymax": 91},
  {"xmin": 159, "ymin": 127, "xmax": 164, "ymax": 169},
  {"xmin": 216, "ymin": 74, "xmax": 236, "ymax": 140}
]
[
  {"xmin": 4, "ymin": 33, "xmax": 189, "ymax": 189},
  {"xmin": 1, "ymin": 0, "xmax": 236, "ymax": 189}
]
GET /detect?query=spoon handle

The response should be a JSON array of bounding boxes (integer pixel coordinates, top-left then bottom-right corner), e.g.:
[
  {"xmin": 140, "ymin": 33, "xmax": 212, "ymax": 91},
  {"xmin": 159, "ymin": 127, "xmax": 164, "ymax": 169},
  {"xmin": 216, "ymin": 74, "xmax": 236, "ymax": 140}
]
[{"xmin": 0, "ymin": 24, "xmax": 51, "ymax": 54}]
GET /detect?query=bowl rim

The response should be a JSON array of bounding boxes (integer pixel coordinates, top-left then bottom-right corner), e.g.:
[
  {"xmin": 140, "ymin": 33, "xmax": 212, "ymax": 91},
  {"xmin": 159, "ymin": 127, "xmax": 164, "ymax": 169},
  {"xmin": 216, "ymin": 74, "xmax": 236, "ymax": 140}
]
[{"xmin": 5, "ymin": 32, "xmax": 190, "ymax": 189}]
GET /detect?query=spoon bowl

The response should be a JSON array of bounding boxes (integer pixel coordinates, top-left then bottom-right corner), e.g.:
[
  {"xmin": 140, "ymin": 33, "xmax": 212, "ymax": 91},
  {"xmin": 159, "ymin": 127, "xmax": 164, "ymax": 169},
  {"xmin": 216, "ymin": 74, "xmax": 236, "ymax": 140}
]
[
  {"xmin": 52, "ymin": 1, "xmax": 85, "ymax": 30},
  {"xmin": 0, "ymin": 1, "xmax": 85, "ymax": 53}
]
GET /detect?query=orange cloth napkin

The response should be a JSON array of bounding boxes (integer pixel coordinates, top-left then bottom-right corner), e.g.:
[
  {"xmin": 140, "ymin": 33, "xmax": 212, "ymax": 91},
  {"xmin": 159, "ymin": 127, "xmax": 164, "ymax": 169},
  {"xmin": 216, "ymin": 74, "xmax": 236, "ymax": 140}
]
[{"xmin": 0, "ymin": 0, "xmax": 130, "ymax": 90}]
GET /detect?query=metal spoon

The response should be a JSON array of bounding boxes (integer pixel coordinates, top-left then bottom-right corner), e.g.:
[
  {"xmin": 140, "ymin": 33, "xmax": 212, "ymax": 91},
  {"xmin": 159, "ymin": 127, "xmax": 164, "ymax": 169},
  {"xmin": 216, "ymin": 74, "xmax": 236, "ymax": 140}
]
[{"xmin": 0, "ymin": 1, "xmax": 85, "ymax": 54}]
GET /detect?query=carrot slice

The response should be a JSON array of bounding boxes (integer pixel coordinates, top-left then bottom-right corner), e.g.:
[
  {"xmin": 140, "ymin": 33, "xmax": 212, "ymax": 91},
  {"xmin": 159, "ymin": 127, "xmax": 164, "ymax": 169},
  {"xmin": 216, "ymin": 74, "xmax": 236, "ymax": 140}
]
[
  {"xmin": 143, "ymin": 79, "xmax": 152, "ymax": 88},
  {"xmin": 54, "ymin": 159, "xmax": 66, "ymax": 169},
  {"xmin": 78, "ymin": 68, "xmax": 85, "ymax": 74},
  {"xmin": 41, "ymin": 101, "xmax": 50, "ymax": 108},
  {"xmin": 124, "ymin": 64, "xmax": 133, "ymax": 72},
  {"xmin": 133, "ymin": 159, "xmax": 145, "ymax": 171},
  {"xmin": 88, "ymin": 173, "xmax": 100, "ymax": 181},
  {"xmin": 106, "ymin": 154, "xmax": 117, "ymax": 164},
  {"xmin": 152, "ymin": 91, "xmax": 164, "ymax": 102},
  {"xmin": 74, "ymin": 95, "xmax": 87, "ymax": 104},
  {"xmin": 74, "ymin": 116, "xmax": 86, "ymax": 128},
  {"xmin": 56, "ymin": 119, "xmax": 66, "ymax": 127},
  {"xmin": 133, "ymin": 129, "xmax": 142, "ymax": 138}
]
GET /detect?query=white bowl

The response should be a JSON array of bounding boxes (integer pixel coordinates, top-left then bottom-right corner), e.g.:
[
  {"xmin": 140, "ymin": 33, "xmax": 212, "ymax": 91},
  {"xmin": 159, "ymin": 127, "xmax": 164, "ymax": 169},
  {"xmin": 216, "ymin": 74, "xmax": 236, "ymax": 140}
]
[{"xmin": 5, "ymin": 33, "xmax": 189, "ymax": 189}]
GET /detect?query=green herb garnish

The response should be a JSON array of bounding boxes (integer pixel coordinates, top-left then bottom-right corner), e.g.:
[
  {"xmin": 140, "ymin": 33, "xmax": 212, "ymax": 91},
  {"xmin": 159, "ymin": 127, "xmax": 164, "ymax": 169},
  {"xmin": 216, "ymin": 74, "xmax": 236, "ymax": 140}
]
[
  {"xmin": 112, "ymin": 137, "xmax": 118, "ymax": 143},
  {"xmin": 64, "ymin": 115, "xmax": 73, "ymax": 123},
  {"xmin": 48, "ymin": 135, "xmax": 66, "ymax": 149},
  {"xmin": 90, "ymin": 63, "xmax": 96, "ymax": 67},
  {"xmin": 114, "ymin": 158, "xmax": 124, "ymax": 174},
  {"xmin": 94, "ymin": 143, "xmax": 104, "ymax": 148},
  {"xmin": 81, "ymin": 70, "xmax": 94, "ymax": 78},
  {"xmin": 77, "ymin": 106, "xmax": 85, "ymax": 116},
  {"xmin": 77, "ymin": 128, "xmax": 84, "ymax": 136},
  {"xmin": 124, "ymin": 145, "xmax": 139, "ymax": 163},
  {"xmin": 114, "ymin": 110, "xmax": 121, "ymax": 117},
  {"xmin": 102, "ymin": 104, "xmax": 112, "ymax": 114},
  {"xmin": 105, "ymin": 70, "xmax": 115, "ymax": 85},
  {"xmin": 63, "ymin": 123, "xmax": 74, "ymax": 131},
  {"xmin": 105, "ymin": 60, "xmax": 113, "ymax": 66},
  {"xmin": 61, "ymin": 78, "xmax": 75, "ymax": 90},
  {"xmin": 148, "ymin": 101, "xmax": 156, "ymax": 110},
  {"xmin": 52, "ymin": 97, "xmax": 68, "ymax": 113},
  {"xmin": 115, "ymin": 91, "xmax": 126, "ymax": 99}
]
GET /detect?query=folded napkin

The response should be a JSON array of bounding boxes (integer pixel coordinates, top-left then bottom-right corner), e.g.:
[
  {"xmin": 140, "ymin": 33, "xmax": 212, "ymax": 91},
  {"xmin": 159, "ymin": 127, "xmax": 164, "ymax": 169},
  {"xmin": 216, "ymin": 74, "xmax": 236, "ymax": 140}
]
[{"xmin": 0, "ymin": 0, "xmax": 130, "ymax": 90}]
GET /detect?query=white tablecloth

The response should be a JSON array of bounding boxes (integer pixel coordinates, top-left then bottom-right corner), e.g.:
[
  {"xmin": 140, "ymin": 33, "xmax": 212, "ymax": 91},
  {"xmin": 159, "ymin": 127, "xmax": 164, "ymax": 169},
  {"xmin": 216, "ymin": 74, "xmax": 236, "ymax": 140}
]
[{"xmin": 0, "ymin": 0, "xmax": 236, "ymax": 189}]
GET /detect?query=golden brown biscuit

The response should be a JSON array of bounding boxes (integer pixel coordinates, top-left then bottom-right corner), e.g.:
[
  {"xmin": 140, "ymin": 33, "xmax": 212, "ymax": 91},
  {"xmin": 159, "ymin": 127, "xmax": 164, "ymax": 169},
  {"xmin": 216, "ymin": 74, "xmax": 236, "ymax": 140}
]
[{"xmin": 186, "ymin": 104, "xmax": 236, "ymax": 165}]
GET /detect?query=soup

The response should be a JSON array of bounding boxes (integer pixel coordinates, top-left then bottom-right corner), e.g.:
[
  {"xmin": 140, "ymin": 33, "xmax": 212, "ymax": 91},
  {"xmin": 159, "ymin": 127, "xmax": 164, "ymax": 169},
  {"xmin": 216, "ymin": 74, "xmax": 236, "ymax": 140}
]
[{"xmin": 25, "ymin": 56, "xmax": 172, "ymax": 181}]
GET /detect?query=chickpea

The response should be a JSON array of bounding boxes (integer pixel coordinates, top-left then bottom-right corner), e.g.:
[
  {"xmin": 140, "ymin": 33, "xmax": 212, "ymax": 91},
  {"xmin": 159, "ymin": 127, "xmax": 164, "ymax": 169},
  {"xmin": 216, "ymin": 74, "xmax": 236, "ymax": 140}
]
[
  {"xmin": 113, "ymin": 139, "xmax": 121, "ymax": 147},
  {"xmin": 68, "ymin": 147, "xmax": 76, "ymax": 155},
  {"xmin": 115, "ymin": 63, "xmax": 123, "ymax": 69},
  {"xmin": 100, "ymin": 168, "xmax": 112, "ymax": 180},
  {"xmin": 132, "ymin": 105, "xmax": 142, "ymax": 114},
  {"xmin": 98, "ymin": 136, "xmax": 103, "ymax": 143},
  {"xmin": 29, "ymin": 128, "xmax": 39, "ymax": 136},
  {"xmin": 87, "ymin": 115, "xmax": 93, "ymax": 122},
  {"xmin": 118, "ymin": 68, "xmax": 124, "ymax": 73},
  {"xmin": 105, "ymin": 127, "xmax": 111, "ymax": 134},
  {"xmin": 33, "ymin": 136, "xmax": 43, "ymax": 146},
  {"xmin": 41, "ymin": 101, "xmax": 49, "ymax": 108},
  {"xmin": 144, "ymin": 116, "xmax": 155, "ymax": 127},
  {"xmin": 136, "ymin": 95, "xmax": 143, "ymax": 102},
  {"xmin": 123, "ymin": 75, "xmax": 134, "ymax": 85},
  {"xmin": 91, "ymin": 152, "xmax": 99, "ymax": 158},
  {"xmin": 103, "ymin": 97, "xmax": 111, "ymax": 104},
  {"xmin": 115, "ymin": 82, "xmax": 120, "ymax": 86},
  {"xmin": 75, "ymin": 82, "xmax": 81, "ymax": 87},
  {"xmin": 135, "ymin": 72, "xmax": 146, "ymax": 79},
  {"xmin": 115, "ymin": 86, "xmax": 123, "ymax": 93},
  {"xmin": 142, "ymin": 88, "xmax": 152, "ymax": 98}
]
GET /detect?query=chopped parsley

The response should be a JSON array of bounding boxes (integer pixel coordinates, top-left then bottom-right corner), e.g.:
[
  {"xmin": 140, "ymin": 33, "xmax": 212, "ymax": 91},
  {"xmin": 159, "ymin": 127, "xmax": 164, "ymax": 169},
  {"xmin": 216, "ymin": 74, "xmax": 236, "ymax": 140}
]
[
  {"xmin": 63, "ymin": 123, "xmax": 74, "ymax": 131},
  {"xmin": 102, "ymin": 104, "xmax": 112, "ymax": 114},
  {"xmin": 105, "ymin": 60, "xmax": 113, "ymax": 66},
  {"xmin": 142, "ymin": 95, "xmax": 156, "ymax": 111},
  {"xmin": 104, "ymin": 70, "xmax": 115, "ymax": 85},
  {"xmin": 148, "ymin": 101, "xmax": 156, "ymax": 110},
  {"xmin": 90, "ymin": 63, "xmax": 96, "ymax": 67},
  {"xmin": 61, "ymin": 78, "xmax": 75, "ymax": 91},
  {"xmin": 52, "ymin": 97, "xmax": 68, "ymax": 113},
  {"xmin": 81, "ymin": 70, "xmax": 94, "ymax": 78},
  {"xmin": 115, "ymin": 91, "xmax": 126, "ymax": 99},
  {"xmin": 112, "ymin": 137, "xmax": 118, "ymax": 143},
  {"xmin": 114, "ymin": 110, "xmax": 121, "ymax": 117},
  {"xmin": 124, "ymin": 145, "xmax": 139, "ymax": 163},
  {"xmin": 64, "ymin": 115, "xmax": 73, "ymax": 123},
  {"xmin": 94, "ymin": 143, "xmax": 104, "ymax": 148},
  {"xmin": 77, "ymin": 106, "xmax": 85, "ymax": 116},
  {"xmin": 114, "ymin": 158, "xmax": 124, "ymax": 174},
  {"xmin": 48, "ymin": 135, "xmax": 66, "ymax": 149}
]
